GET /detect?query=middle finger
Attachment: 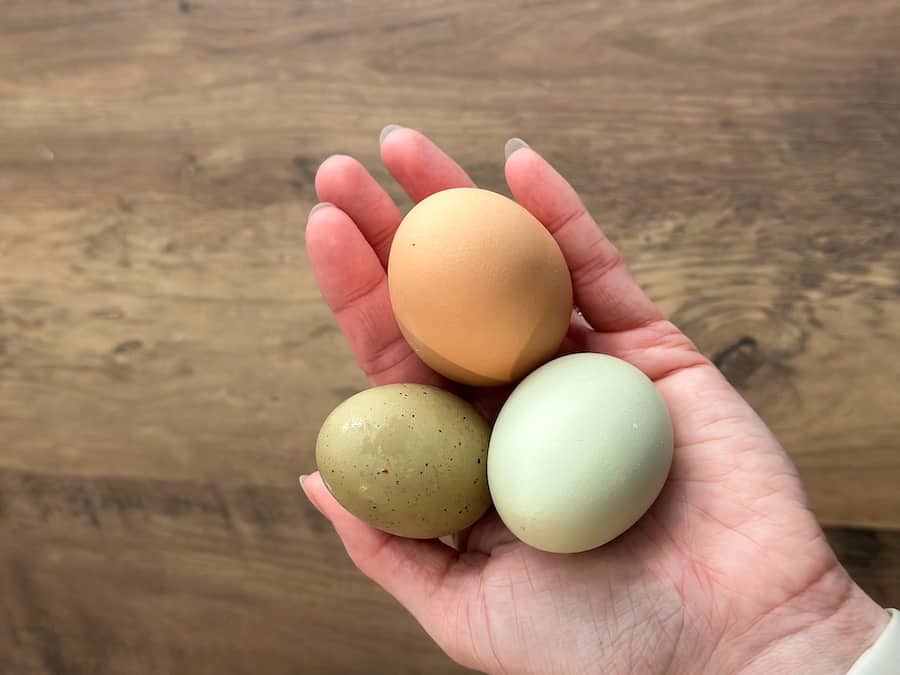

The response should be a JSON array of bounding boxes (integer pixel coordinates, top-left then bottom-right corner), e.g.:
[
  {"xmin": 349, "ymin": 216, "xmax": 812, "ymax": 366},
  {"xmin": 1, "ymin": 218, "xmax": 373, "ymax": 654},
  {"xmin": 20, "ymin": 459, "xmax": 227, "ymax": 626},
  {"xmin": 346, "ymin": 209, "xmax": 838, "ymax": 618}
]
[
  {"xmin": 380, "ymin": 126, "xmax": 476, "ymax": 203},
  {"xmin": 315, "ymin": 153, "xmax": 403, "ymax": 268}
]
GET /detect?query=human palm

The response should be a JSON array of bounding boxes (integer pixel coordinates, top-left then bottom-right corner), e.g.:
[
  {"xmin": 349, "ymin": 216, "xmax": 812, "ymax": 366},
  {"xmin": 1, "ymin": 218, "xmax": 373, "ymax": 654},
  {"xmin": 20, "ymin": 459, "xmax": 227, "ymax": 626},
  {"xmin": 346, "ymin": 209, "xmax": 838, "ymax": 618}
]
[{"xmin": 303, "ymin": 128, "xmax": 885, "ymax": 674}]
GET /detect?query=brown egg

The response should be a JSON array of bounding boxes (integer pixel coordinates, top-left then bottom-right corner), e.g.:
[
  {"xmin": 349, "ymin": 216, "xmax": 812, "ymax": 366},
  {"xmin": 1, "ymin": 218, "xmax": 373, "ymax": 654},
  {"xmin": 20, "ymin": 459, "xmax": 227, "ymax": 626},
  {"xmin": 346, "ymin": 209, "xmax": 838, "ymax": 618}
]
[{"xmin": 388, "ymin": 188, "xmax": 573, "ymax": 386}]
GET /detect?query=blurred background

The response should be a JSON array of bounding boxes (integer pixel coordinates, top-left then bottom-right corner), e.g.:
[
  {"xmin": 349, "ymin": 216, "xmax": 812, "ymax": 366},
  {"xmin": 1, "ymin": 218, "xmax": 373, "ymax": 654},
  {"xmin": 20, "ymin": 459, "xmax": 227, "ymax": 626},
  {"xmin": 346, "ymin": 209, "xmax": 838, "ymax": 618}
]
[{"xmin": 1, "ymin": 1, "xmax": 898, "ymax": 673}]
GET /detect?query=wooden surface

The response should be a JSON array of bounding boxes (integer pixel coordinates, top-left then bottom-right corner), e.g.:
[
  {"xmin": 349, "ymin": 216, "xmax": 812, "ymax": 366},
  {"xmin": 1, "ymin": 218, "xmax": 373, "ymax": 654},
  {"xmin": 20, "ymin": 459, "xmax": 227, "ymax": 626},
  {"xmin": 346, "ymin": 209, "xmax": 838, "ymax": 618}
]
[{"xmin": 1, "ymin": 1, "xmax": 899, "ymax": 673}]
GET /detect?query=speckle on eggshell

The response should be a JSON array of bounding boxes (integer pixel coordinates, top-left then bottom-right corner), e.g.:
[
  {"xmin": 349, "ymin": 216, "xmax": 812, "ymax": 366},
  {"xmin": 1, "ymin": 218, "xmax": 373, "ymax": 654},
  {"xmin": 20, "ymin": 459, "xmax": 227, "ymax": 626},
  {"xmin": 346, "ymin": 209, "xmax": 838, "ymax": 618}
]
[{"xmin": 315, "ymin": 383, "xmax": 491, "ymax": 539}]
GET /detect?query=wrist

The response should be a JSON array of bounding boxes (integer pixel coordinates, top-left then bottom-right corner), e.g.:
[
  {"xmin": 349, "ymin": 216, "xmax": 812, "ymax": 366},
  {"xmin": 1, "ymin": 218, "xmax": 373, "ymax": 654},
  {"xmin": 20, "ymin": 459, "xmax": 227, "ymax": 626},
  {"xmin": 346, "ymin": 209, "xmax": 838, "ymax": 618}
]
[{"xmin": 725, "ymin": 570, "xmax": 889, "ymax": 675}]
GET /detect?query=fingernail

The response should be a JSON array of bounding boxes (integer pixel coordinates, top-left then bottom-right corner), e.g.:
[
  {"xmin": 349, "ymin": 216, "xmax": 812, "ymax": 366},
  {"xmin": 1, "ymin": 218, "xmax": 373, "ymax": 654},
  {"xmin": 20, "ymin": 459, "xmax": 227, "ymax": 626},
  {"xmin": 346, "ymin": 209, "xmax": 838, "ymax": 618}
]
[
  {"xmin": 308, "ymin": 202, "xmax": 333, "ymax": 219},
  {"xmin": 504, "ymin": 137, "xmax": 530, "ymax": 160},
  {"xmin": 379, "ymin": 124, "xmax": 403, "ymax": 146},
  {"xmin": 299, "ymin": 474, "xmax": 329, "ymax": 518}
]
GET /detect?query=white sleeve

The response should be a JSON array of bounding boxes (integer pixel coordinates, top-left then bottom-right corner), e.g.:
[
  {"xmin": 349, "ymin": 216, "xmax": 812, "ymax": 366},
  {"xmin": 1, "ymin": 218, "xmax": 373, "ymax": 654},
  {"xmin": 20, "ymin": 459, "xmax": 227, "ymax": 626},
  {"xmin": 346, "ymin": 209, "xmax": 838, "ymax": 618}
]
[{"xmin": 847, "ymin": 609, "xmax": 900, "ymax": 675}]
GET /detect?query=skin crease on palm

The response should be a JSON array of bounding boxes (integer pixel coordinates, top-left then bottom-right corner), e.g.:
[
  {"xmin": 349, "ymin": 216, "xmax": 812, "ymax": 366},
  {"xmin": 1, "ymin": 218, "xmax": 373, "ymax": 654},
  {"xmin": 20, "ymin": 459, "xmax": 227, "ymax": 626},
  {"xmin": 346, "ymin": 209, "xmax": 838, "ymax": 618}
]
[{"xmin": 301, "ymin": 127, "xmax": 888, "ymax": 675}]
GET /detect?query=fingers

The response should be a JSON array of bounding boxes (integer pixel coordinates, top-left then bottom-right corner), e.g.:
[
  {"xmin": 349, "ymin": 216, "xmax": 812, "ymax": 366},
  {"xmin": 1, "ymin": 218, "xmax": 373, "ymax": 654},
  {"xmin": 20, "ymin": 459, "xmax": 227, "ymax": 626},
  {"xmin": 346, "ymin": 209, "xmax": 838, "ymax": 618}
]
[
  {"xmin": 308, "ymin": 128, "xmax": 476, "ymax": 385},
  {"xmin": 315, "ymin": 154, "xmax": 403, "ymax": 267},
  {"xmin": 301, "ymin": 472, "xmax": 480, "ymax": 646},
  {"xmin": 505, "ymin": 144, "xmax": 664, "ymax": 333},
  {"xmin": 380, "ymin": 127, "xmax": 476, "ymax": 202},
  {"xmin": 569, "ymin": 317, "xmax": 709, "ymax": 383},
  {"xmin": 306, "ymin": 203, "xmax": 443, "ymax": 386},
  {"xmin": 315, "ymin": 128, "xmax": 474, "ymax": 267}
]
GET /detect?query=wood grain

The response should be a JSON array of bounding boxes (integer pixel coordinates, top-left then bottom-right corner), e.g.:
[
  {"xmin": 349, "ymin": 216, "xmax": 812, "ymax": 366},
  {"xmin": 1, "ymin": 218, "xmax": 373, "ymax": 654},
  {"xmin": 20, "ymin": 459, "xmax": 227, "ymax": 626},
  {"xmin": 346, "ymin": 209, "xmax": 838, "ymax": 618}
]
[
  {"xmin": 1, "ymin": 1, "xmax": 899, "ymax": 673},
  {"xmin": 826, "ymin": 527, "xmax": 900, "ymax": 611},
  {"xmin": 0, "ymin": 468, "xmax": 462, "ymax": 675}
]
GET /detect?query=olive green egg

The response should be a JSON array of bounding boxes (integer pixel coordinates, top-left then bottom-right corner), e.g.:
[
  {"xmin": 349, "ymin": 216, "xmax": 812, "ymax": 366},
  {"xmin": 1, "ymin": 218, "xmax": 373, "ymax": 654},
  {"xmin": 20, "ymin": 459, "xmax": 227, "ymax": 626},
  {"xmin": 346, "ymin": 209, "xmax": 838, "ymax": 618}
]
[{"xmin": 315, "ymin": 384, "xmax": 492, "ymax": 539}]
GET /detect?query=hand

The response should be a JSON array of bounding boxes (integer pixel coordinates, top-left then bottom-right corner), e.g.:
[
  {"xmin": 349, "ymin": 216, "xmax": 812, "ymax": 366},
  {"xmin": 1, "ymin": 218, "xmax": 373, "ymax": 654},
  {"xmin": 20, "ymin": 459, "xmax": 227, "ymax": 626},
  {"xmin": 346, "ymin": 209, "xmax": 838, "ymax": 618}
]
[{"xmin": 302, "ymin": 128, "xmax": 887, "ymax": 675}]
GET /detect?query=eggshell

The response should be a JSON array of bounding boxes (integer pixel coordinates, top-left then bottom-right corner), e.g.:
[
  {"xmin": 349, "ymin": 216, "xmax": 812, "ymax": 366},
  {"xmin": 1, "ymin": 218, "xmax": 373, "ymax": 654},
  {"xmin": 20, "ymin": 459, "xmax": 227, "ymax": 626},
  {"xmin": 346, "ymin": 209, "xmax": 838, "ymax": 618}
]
[
  {"xmin": 316, "ymin": 384, "xmax": 491, "ymax": 538},
  {"xmin": 487, "ymin": 353, "xmax": 674, "ymax": 553},
  {"xmin": 388, "ymin": 188, "xmax": 572, "ymax": 386}
]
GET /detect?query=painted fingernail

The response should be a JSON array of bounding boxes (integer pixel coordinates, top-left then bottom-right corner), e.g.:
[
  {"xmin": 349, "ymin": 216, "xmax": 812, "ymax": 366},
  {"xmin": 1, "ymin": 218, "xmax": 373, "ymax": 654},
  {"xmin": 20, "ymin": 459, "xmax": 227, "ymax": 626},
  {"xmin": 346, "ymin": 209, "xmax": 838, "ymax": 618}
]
[
  {"xmin": 379, "ymin": 124, "xmax": 403, "ymax": 146},
  {"xmin": 308, "ymin": 202, "xmax": 333, "ymax": 219},
  {"xmin": 504, "ymin": 137, "xmax": 530, "ymax": 160}
]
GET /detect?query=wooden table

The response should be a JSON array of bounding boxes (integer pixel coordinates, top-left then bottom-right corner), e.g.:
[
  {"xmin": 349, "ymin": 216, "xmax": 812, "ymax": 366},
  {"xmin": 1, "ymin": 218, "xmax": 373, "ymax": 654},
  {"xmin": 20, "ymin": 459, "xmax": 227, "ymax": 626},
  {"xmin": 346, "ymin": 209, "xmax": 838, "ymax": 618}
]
[{"xmin": 2, "ymin": 2, "xmax": 899, "ymax": 673}]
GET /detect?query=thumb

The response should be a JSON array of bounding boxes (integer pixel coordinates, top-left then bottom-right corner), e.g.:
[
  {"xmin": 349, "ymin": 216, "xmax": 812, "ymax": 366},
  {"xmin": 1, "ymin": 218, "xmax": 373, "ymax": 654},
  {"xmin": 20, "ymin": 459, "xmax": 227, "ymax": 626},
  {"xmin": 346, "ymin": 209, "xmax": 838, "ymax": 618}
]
[{"xmin": 300, "ymin": 472, "xmax": 479, "ymax": 652}]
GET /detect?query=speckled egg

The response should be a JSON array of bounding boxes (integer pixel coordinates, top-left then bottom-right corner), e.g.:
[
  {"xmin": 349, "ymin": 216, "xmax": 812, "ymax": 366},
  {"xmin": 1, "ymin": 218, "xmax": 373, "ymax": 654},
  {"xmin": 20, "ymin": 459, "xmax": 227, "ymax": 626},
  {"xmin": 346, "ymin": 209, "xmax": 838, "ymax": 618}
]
[{"xmin": 316, "ymin": 384, "xmax": 491, "ymax": 538}]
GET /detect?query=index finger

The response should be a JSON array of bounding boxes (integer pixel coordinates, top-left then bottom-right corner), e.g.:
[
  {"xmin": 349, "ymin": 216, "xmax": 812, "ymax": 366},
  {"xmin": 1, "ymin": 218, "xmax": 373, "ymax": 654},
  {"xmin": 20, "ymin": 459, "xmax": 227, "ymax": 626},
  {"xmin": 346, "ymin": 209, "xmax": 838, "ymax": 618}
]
[{"xmin": 380, "ymin": 126, "xmax": 476, "ymax": 203}]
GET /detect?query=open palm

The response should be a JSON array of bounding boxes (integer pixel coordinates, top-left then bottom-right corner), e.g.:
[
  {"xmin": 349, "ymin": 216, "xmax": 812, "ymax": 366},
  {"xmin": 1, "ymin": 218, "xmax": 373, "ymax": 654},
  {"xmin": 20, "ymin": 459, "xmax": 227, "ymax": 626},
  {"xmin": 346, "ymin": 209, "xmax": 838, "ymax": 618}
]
[{"xmin": 302, "ymin": 128, "xmax": 885, "ymax": 674}]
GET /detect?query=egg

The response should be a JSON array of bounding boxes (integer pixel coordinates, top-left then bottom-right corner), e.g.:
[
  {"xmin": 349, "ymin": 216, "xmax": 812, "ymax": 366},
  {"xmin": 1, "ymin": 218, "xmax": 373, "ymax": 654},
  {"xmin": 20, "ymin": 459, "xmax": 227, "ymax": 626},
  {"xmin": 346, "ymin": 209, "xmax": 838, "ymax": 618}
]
[
  {"xmin": 388, "ymin": 187, "xmax": 572, "ymax": 386},
  {"xmin": 316, "ymin": 384, "xmax": 491, "ymax": 538},
  {"xmin": 487, "ymin": 353, "xmax": 674, "ymax": 553}
]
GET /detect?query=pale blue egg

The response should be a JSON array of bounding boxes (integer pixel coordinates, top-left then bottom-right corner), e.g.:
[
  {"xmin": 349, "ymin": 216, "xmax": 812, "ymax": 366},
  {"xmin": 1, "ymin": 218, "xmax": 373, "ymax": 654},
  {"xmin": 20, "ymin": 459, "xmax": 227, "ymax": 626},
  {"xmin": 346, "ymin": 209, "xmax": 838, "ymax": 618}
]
[{"xmin": 488, "ymin": 353, "xmax": 674, "ymax": 553}]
